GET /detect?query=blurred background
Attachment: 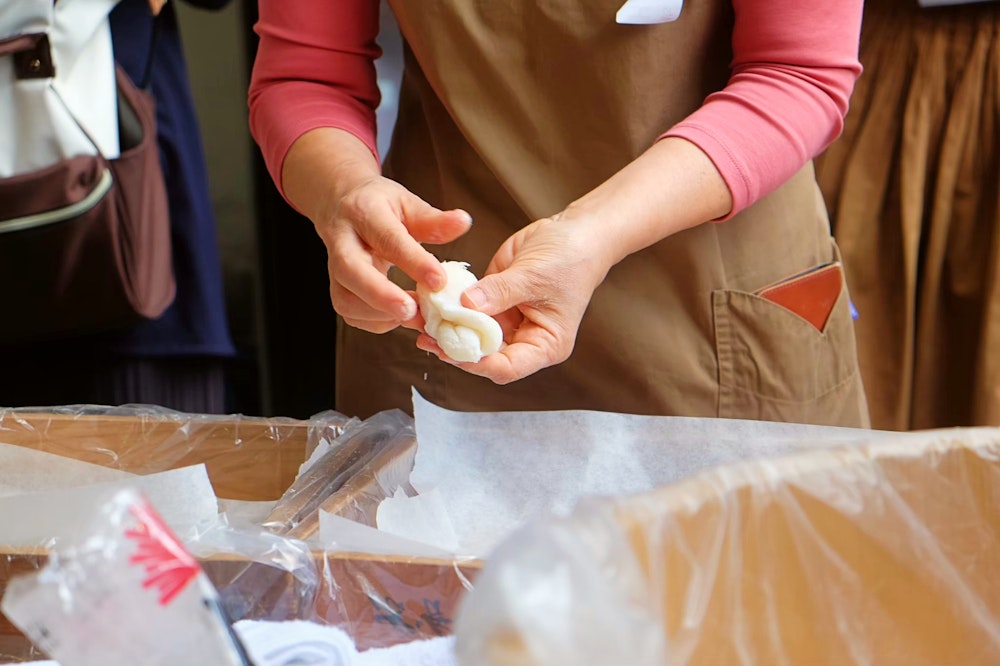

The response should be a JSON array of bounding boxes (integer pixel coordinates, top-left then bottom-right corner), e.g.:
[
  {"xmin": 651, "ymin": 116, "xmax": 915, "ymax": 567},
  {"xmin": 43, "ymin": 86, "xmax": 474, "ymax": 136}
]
[
  {"xmin": 18, "ymin": 0, "xmax": 989, "ymax": 430},
  {"xmin": 178, "ymin": 0, "xmax": 402, "ymax": 418}
]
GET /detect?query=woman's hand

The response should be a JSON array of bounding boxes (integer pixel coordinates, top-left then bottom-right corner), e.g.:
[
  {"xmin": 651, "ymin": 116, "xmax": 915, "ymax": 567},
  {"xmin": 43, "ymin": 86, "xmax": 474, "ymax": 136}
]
[
  {"xmin": 415, "ymin": 136, "xmax": 733, "ymax": 382},
  {"xmin": 283, "ymin": 128, "xmax": 472, "ymax": 335},
  {"xmin": 416, "ymin": 213, "xmax": 615, "ymax": 383},
  {"xmin": 317, "ymin": 176, "xmax": 472, "ymax": 333}
]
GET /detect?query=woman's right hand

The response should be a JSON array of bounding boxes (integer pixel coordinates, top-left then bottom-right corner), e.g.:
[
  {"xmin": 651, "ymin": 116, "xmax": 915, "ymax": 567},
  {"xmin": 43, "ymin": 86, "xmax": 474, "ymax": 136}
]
[
  {"xmin": 318, "ymin": 176, "xmax": 472, "ymax": 333},
  {"xmin": 283, "ymin": 128, "xmax": 472, "ymax": 334}
]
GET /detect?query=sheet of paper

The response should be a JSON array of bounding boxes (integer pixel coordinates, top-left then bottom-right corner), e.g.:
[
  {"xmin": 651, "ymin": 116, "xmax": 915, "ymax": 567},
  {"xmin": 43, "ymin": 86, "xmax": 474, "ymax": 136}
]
[
  {"xmin": 0, "ymin": 443, "xmax": 133, "ymax": 498},
  {"xmin": 375, "ymin": 488, "xmax": 460, "ymax": 553},
  {"xmin": 410, "ymin": 389, "xmax": 885, "ymax": 557},
  {"xmin": 217, "ymin": 499, "xmax": 278, "ymax": 530},
  {"xmin": 17, "ymin": 619, "xmax": 457, "ymax": 666},
  {"xmin": 0, "ymin": 464, "xmax": 218, "ymax": 546},
  {"xmin": 319, "ymin": 511, "xmax": 455, "ymax": 560}
]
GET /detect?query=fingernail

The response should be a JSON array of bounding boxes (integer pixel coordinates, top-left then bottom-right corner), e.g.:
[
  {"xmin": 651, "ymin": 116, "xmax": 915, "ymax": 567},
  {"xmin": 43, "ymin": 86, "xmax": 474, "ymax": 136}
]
[
  {"xmin": 426, "ymin": 269, "xmax": 446, "ymax": 291},
  {"xmin": 399, "ymin": 299, "xmax": 418, "ymax": 320},
  {"xmin": 464, "ymin": 286, "xmax": 486, "ymax": 309},
  {"xmin": 456, "ymin": 210, "xmax": 473, "ymax": 225}
]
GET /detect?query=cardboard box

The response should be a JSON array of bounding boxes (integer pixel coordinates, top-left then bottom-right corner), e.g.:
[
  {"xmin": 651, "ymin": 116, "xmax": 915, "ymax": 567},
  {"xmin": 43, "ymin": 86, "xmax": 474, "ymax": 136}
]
[
  {"xmin": 457, "ymin": 429, "xmax": 1000, "ymax": 665},
  {"xmin": 0, "ymin": 410, "xmax": 479, "ymax": 662}
]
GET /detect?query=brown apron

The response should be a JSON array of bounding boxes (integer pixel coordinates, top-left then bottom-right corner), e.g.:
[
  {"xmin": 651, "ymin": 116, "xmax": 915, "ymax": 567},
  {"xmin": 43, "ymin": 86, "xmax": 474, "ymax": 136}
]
[
  {"xmin": 336, "ymin": 0, "xmax": 870, "ymax": 427},
  {"xmin": 816, "ymin": 0, "xmax": 1000, "ymax": 430}
]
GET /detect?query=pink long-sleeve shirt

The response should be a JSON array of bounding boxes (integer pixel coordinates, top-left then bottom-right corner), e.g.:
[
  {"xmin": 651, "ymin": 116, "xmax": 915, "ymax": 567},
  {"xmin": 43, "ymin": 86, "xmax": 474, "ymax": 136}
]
[{"xmin": 249, "ymin": 1, "xmax": 862, "ymax": 219}]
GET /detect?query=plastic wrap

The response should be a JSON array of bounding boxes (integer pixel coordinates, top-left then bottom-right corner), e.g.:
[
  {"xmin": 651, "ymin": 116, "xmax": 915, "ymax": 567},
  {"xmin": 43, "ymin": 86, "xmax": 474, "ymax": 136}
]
[
  {"xmin": 2, "ymin": 489, "xmax": 253, "ymax": 666},
  {"xmin": 318, "ymin": 430, "xmax": 417, "ymax": 528},
  {"xmin": 264, "ymin": 410, "xmax": 417, "ymax": 539},
  {"xmin": 0, "ymin": 405, "xmax": 321, "ymax": 662},
  {"xmin": 0, "ymin": 405, "xmax": 470, "ymax": 663},
  {"xmin": 313, "ymin": 551, "xmax": 477, "ymax": 651},
  {"xmin": 455, "ymin": 427, "xmax": 1000, "ymax": 666},
  {"xmin": 0, "ymin": 404, "xmax": 350, "ymax": 501},
  {"xmin": 188, "ymin": 519, "xmax": 319, "ymax": 629}
]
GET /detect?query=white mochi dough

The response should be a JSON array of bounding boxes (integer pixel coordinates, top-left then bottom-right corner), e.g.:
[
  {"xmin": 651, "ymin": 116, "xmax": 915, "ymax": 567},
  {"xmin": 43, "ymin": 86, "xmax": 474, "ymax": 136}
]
[{"xmin": 417, "ymin": 262, "xmax": 503, "ymax": 363}]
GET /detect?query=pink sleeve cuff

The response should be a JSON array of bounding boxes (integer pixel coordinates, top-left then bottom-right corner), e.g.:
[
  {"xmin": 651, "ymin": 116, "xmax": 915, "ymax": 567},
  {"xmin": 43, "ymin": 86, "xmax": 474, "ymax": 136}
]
[
  {"xmin": 658, "ymin": 0, "xmax": 863, "ymax": 222},
  {"xmin": 661, "ymin": 123, "xmax": 749, "ymax": 221},
  {"xmin": 249, "ymin": 82, "xmax": 379, "ymax": 201}
]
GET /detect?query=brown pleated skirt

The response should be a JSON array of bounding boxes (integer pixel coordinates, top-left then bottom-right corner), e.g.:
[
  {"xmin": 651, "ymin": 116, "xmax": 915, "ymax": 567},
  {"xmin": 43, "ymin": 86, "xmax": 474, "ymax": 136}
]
[{"xmin": 816, "ymin": 0, "xmax": 1000, "ymax": 430}]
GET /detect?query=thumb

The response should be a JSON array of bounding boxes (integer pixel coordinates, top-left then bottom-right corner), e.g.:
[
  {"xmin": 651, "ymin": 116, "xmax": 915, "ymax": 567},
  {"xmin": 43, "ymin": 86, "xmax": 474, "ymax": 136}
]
[{"xmin": 462, "ymin": 270, "xmax": 533, "ymax": 316}]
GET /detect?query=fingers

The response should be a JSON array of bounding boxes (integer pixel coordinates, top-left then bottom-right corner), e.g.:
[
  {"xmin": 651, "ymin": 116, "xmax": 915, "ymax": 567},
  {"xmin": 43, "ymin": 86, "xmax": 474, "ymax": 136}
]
[
  {"xmin": 330, "ymin": 282, "xmax": 409, "ymax": 334},
  {"xmin": 399, "ymin": 290, "xmax": 427, "ymax": 331},
  {"xmin": 404, "ymin": 203, "xmax": 473, "ymax": 246},
  {"xmin": 471, "ymin": 338, "xmax": 558, "ymax": 384},
  {"xmin": 418, "ymin": 321, "xmax": 569, "ymax": 385},
  {"xmin": 343, "ymin": 317, "xmax": 407, "ymax": 335},
  {"xmin": 460, "ymin": 269, "xmax": 534, "ymax": 318},
  {"xmin": 328, "ymin": 231, "xmax": 418, "ymax": 321},
  {"xmin": 339, "ymin": 189, "xmax": 446, "ymax": 291},
  {"xmin": 415, "ymin": 333, "xmax": 444, "ymax": 356},
  {"xmin": 326, "ymin": 177, "xmax": 475, "ymax": 335}
]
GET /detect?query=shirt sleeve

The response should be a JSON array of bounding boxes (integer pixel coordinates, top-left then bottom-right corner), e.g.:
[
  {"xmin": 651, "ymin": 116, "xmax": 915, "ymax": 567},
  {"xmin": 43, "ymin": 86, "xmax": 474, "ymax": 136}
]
[
  {"xmin": 662, "ymin": 0, "xmax": 864, "ymax": 220},
  {"xmin": 248, "ymin": 0, "xmax": 381, "ymax": 196}
]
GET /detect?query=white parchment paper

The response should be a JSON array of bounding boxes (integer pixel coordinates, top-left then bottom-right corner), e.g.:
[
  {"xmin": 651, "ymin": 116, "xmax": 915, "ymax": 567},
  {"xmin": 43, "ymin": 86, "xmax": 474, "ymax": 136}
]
[
  {"xmin": 0, "ymin": 464, "xmax": 218, "ymax": 546},
  {"xmin": 404, "ymin": 389, "xmax": 885, "ymax": 557},
  {"xmin": 0, "ymin": 443, "xmax": 132, "ymax": 498}
]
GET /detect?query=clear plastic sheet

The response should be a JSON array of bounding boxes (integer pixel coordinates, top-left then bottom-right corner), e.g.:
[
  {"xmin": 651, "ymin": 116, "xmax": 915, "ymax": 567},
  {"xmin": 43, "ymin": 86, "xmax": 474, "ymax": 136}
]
[
  {"xmin": 189, "ymin": 519, "xmax": 320, "ymax": 629},
  {"xmin": 317, "ymin": 426, "xmax": 417, "ymax": 528},
  {"xmin": 0, "ymin": 404, "xmax": 351, "ymax": 501},
  {"xmin": 455, "ymin": 427, "xmax": 1000, "ymax": 666},
  {"xmin": 0, "ymin": 405, "xmax": 470, "ymax": 663},
  {"xmin": 2, "ymin": 488, "xmax": 253, "ymax": 666},
  {"xmin": 264, "ymin": 410, "xmax": 417, "ymax": 539},
  {"xmin": 313, "ymin": 551, "xmax": 477, "ymax": 651}
]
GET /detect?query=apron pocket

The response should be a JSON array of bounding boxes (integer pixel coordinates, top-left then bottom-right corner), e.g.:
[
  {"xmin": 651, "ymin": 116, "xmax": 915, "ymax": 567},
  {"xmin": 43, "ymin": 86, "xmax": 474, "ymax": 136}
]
[{"xmin": 712, "ymin": 279, "xmax": 868, "ymax": 427}]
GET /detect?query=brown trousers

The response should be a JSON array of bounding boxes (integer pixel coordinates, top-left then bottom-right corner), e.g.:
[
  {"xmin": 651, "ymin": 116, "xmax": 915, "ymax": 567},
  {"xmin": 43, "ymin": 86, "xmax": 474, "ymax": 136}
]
[{"xmin": 816, "ymin": 0, "xmax": 1000, "ymax": 430}]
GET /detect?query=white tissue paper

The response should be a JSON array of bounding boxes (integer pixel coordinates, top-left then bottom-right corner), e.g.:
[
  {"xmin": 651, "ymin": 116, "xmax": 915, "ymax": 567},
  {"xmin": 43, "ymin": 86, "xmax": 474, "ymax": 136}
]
[
  {"xmin": 319, "ymin": 511, "xmax": 455, "ymax": 560},
  {"xmin": 375, "ymin": 487, "xmax": 461, "ymax": 554},
  {"xmin": 17, "ymin": 620, "xmax": 457, "ymax": 666},
  {"xmin": 217, "ymin": 499, "xmax": 279, "ymax": 530},
  {"xmin": 0, "ymin": 442, "xmax": 132, "ymax": 498},
  {"xmin": 405, "ymin": 389, "xmax": 882, "ymax": 557},
  {"xmin": 0, "ymin": 464, "xmax": 219, "ymax": 546},
  {"xmin": 298, "ymin": 435, "xmax": 335, "ymax": 478}
]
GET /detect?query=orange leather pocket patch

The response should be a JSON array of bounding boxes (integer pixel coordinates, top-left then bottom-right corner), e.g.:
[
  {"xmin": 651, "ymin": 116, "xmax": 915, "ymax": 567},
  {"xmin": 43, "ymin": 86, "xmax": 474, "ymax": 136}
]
[{"xmin": 754, "ymin": 262, "xmax": 844, "ymax": 332}]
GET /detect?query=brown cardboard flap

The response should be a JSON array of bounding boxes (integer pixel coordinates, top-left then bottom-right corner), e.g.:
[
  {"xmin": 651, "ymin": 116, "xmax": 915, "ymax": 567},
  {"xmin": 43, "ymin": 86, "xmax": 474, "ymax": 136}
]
[{"xmin": 0, "ymin": 409, "xmax": 310, "ymax": 501}]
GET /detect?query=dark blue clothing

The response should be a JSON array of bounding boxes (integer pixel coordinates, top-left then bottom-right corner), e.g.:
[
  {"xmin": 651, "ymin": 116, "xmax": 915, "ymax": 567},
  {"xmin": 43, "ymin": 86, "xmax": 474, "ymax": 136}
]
[
  {"xmin": 0, "ymin": 1, "xmax": 234, "ymax": 412},
  {"xmin": 107, "ymin": 0, "xmax": 234, "ymax": 358}
]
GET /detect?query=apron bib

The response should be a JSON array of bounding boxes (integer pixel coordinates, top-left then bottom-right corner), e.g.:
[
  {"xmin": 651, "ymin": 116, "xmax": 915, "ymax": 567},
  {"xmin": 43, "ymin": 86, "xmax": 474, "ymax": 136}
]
[{"xmin": 336, "ymin": 0, "xmax": 870, "ymax": 427}]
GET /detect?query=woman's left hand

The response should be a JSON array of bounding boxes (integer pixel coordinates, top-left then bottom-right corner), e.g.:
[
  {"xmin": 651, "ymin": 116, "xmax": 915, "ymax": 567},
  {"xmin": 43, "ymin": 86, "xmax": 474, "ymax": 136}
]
[
  {"xmin": 416, "ymin": 212, "xmax": 615, "ymax": 384},
  {"xmin": 415, "ymin": 137, "xmax": 735, "ymax": 382}
]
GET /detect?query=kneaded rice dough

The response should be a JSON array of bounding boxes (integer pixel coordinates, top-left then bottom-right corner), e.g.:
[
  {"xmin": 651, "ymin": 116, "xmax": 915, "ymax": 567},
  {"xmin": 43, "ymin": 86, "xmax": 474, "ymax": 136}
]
[{"xmin": 417, "ymin": 262, "xmax": 503, "ymax": 363}]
